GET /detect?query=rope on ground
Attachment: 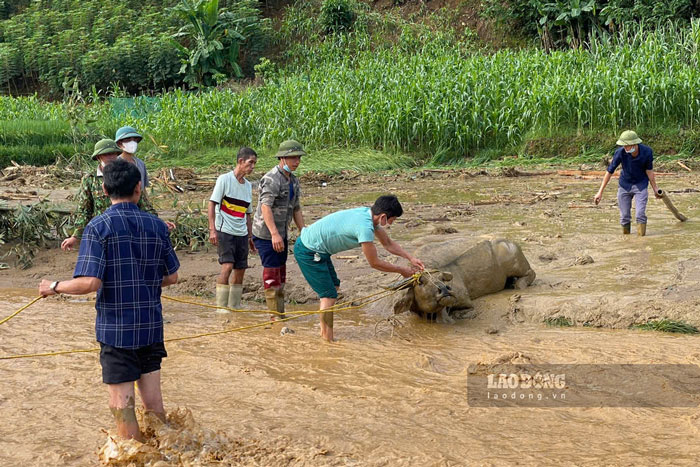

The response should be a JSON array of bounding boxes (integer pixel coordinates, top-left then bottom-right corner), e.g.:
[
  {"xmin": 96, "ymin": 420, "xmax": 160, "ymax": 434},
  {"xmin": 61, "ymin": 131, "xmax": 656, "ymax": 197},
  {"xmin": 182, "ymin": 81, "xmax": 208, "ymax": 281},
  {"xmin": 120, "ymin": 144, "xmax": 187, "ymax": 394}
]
[{"xmin": 0, "ymin": 273, "xmax": 421, "ymax": 360}]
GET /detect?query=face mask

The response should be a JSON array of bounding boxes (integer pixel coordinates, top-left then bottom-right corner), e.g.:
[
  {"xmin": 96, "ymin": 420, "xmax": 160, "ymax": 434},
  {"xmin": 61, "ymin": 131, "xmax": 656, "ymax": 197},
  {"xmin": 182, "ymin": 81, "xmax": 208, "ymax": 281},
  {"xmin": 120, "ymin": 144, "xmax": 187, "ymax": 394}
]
[
  {"xmin": 122, "ymin": 141, "xmax": 138, "ymax": 154},
  {"xmin": 283, "ymin": 163, "xmax": 294, "ymax": 173},
  {"xmin": 626, "ymin": 146, "xmax": 637, "ymax": 154}
]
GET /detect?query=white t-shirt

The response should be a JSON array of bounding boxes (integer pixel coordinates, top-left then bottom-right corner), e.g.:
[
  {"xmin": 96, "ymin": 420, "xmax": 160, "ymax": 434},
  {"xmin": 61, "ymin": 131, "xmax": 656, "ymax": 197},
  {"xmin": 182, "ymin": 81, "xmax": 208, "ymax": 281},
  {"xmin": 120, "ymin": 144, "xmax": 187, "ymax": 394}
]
[{"xmin": 210, "ymin": 172, "xmax": 253, "ymax": 237}]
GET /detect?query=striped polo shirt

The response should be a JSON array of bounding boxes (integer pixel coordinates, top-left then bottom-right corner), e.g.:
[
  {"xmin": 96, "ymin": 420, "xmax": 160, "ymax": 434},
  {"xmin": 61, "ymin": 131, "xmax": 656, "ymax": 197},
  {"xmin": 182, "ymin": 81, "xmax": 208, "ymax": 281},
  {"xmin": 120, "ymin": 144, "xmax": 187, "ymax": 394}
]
[{"xmin": 210, "ymin": 171, "xmax": 253, "ymax": 237}]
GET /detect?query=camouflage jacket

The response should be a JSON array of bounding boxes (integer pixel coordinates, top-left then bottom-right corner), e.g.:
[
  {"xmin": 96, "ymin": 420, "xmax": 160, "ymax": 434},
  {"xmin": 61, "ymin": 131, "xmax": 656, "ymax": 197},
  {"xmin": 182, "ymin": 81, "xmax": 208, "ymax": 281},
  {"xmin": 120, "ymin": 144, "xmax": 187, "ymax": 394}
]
[
  {"xmin": 71, "ymin": 170, "xmax": 157, "ymax": 239},
  {"xmin": 252, "ymin": 166, "xmax": 301, "ymax": 240}
]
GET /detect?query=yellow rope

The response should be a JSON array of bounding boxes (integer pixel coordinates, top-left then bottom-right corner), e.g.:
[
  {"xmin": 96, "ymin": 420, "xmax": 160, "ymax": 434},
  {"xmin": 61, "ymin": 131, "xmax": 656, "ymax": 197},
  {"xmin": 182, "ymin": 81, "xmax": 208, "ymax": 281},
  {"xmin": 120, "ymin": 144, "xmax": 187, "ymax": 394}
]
[
  {"xmin": 0, "ymin": 296, "xmax": 42, "ymax": 325},
  {"xmin": 0, "ymin": 311, "xmax": 317, "ymax": 360},
  {"xmin": 162, "ymin": 295, "xmax": 285, "ymax": 315},
  {"xmin": 0, "ymin": 274, "xmax": 420, "ymax": 360}
]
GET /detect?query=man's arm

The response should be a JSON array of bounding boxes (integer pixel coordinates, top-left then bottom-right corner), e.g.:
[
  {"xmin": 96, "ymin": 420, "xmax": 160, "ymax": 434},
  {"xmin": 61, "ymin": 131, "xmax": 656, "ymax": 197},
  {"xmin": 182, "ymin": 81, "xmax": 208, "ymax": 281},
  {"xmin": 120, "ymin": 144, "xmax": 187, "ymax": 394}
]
[
  {"xmin": 594, "ymin": 171, "xmax": 613, "ymax": 205},
  {"xmin": 374, "ymin": 227, "xmax": 424, "ymax": 270},
  {"xmin": 63, "ymin": 176, "xmax": 94, "ymax": 251},
  {"xmin": 247, "ymin": 213, "xmax": 256, "ymax": 252},
  {"xmin": 361, "ymin": 242, "xmax": 416, "ymax": 277},
  {"xmin": 39, "ymin": 276, "xmax": 102, "ymax": 296},
  {"xmin": 261, "ymin": 204, "xmax": 284, "ymax": 252},
  {"xmin": 647, "ymin": 169, "xmax": 662, "ymax": 198},
  {"xmin": 258, "ymin": 176, "xmax": 285, "ymax": 252},
  {"xmin": 595, "ymin": 152, "xmax": 621, "ymax": 204},
  {"xmin": 162, "ymin": 272, "xmax": 178, "ymax": 287},
  {"xmin": 293, "ymin": 207, "xmax": 305, "ymax": 231},
  {"xmin": 207, "ymin": 200, "xmax": 218, "ymax": 245}
]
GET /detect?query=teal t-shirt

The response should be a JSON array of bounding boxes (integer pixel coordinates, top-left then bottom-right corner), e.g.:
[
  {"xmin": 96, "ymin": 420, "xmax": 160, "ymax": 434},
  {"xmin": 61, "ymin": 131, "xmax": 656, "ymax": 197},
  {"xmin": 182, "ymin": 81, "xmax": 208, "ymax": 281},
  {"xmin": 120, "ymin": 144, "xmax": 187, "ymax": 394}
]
[{"xmin": 300, "ymin": 207, "xmax": 375, "ymax": 255}]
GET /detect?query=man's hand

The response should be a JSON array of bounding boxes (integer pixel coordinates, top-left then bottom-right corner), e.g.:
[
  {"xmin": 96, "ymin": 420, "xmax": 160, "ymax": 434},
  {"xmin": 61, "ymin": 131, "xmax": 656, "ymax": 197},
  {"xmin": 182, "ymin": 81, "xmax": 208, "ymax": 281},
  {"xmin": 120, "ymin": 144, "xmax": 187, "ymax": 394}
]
[
  {"xmin": 165, "ymin": 221, "xmax": 176, "ymax": 231},
  {"xmin": 594, "ymin": 192, "xmax": 603, "ymax": 205},
  {"xmin": 61, "ymin": 236, "xmax": 78, "ymax": 251},
  {"xmin": 209, "ymin": 228, "xmax": 218, "ymax": 245},
  {"xmin": 271, "ymin": 232, "xmax": 284, "ymax": 252},
  {"xmin": 409, "ymin": 256, "xmax": 425, "ymax": 271},
  {"xmin": 39, "ymin": 279, "xmax": 56, "ymax": 297},
  {"xmin": 249, "ymin": 236, "xmax": 257, "ymax": 253},
  {"xmin": 397, "ymin": 266, "xmax": 415, "ymax": 278}
]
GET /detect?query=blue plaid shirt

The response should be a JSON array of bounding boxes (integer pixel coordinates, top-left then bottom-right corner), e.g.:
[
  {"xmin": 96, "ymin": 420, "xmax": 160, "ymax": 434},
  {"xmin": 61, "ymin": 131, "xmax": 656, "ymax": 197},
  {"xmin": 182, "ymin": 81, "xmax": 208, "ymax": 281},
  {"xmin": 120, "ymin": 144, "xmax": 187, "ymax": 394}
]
[{"xmin": 74, "ymin": 202, "xmax": 180, "ymax": 349}]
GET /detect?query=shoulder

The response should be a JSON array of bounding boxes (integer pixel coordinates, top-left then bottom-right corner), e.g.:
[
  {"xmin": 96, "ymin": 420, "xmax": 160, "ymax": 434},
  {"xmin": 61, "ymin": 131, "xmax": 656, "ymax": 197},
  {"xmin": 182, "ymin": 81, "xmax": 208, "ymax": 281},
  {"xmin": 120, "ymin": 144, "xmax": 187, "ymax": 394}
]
[
  {"xmin": 261, "ymin": 168, "xmax": 282, "ymax": 185},
  {"xmin": 139, "ymin": 210, "xmax": 169, "ymax": 233},
  {"xmin": 215, "ymin": 172, "xmax": 231, "ymax": 184},
  {"xmin": 641, "ymin": 144, "xmax": 653, "ymax": 156},
  {"xmin": 86, "ymin": 210, "xmax": 112, "ymax": 235}
]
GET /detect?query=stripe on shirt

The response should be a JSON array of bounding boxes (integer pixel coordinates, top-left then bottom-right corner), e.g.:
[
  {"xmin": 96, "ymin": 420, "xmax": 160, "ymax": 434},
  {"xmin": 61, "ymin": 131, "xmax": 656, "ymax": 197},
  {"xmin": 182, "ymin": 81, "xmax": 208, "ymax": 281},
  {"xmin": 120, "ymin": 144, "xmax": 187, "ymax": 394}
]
[{"xmin": 221, "ymin": 196, "xmax": 249, "ymax": 219}]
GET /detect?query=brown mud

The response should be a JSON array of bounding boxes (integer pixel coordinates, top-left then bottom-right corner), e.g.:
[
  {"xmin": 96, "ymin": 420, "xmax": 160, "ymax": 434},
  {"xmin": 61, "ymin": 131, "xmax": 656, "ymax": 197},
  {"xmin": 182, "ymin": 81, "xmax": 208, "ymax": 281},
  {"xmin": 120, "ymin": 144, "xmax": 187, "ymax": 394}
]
[{"xmin": 2, "ymin": 169, "xmax": 700, "ymax": 465}]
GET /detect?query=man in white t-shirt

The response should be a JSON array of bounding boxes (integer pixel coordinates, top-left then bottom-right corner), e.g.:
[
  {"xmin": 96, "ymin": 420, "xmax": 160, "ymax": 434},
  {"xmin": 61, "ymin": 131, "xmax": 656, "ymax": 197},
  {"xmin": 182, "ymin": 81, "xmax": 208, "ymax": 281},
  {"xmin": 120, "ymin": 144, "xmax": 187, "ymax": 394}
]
[{"xmin": 208, "ymin": 148, "xmax": 257, "ymax": 310}]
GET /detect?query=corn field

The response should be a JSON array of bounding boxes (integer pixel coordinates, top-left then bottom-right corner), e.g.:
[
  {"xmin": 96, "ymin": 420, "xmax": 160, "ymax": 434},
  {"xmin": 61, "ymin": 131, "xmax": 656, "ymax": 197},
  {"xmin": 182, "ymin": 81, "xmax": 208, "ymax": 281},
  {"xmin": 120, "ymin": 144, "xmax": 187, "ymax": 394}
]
[{"xmin": 1, "ymin": 21, "xmax": 699, "ymax": 164}]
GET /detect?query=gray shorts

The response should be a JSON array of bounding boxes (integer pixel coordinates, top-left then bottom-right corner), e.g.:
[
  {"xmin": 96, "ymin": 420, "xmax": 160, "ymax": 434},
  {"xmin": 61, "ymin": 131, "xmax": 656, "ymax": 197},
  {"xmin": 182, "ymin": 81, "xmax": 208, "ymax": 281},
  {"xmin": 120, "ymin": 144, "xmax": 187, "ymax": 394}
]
[{"xmin": 216, "ymin": 231, "xmax": 249, "ymax": 269}]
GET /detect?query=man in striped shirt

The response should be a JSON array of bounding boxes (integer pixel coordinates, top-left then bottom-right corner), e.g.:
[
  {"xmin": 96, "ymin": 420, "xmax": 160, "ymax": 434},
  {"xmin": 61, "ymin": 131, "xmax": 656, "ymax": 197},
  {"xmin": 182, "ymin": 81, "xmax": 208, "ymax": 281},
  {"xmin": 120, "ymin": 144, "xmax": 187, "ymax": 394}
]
[{"xmin": 208, "ymin": 147, "xmax": 258, "ymax": 309}]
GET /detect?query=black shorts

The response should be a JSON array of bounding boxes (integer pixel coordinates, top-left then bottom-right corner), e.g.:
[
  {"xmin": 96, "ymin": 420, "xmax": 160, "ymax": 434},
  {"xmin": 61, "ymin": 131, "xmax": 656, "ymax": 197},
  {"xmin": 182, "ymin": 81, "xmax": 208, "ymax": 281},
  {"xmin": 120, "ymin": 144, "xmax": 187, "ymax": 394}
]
[
  {"xmin": 216, "ymin": 231, "xmax": 249, "ymax": 269},
  {"xmin": 99, "ymin": 342, "xmax": 167, "ymax": 384}
]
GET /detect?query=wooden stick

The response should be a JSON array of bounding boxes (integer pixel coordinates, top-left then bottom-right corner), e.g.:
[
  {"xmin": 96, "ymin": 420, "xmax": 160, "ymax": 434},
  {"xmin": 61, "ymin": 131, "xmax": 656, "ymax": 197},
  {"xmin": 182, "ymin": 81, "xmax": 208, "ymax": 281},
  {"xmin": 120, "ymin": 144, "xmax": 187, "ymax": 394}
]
[
  {"xmin": 658, "ymin": 190, "xmax": 688, "ymax": 222},
  {"xmin": 677, "ymin": 160, "xmax": 692, "ymax": 172}
]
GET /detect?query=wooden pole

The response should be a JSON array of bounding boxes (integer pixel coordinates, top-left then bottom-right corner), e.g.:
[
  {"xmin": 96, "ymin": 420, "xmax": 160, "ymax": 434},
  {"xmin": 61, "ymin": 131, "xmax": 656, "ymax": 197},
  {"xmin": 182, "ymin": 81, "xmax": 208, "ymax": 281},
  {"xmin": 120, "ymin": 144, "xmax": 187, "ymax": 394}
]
[{"xmin": 658, "ymin": 190, "xmax": 688, "ymax": 222}]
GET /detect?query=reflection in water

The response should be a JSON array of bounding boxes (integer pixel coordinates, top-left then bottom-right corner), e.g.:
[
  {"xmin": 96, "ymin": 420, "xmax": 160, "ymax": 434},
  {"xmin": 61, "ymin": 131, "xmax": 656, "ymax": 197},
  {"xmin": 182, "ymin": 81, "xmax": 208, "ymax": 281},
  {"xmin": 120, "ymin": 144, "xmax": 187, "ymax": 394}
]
[{"xmin": 2, "ymin": 287, "xmax": 700, "ymax": 465}]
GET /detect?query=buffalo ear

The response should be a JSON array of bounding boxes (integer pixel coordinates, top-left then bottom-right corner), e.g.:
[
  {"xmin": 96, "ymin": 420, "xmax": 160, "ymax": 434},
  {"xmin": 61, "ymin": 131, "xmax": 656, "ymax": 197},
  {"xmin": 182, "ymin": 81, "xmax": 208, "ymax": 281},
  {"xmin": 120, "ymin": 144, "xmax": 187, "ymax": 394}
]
[
  {"xmin": 440, "ymin": 271, "xmax": 453, "ymax": 282},
  {"xmin": 418, "ymin": 274, "xmax": 428, "ymax": 285},
  {"xmin": 392, "ymin": 288, "xmax": 415, "ymax": 314}
]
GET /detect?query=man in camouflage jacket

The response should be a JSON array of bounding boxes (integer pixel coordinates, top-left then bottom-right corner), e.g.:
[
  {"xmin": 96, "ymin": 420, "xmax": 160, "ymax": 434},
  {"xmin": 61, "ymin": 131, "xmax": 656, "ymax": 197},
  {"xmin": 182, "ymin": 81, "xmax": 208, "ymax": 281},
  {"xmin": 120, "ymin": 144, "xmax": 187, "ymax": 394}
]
[
  {"xmin": 61, "ymin": 139, "xmax": 157, "ymax": 251},
  {"xmin": 251, "ymin": 140, "xmax": 306, "ymax": 318}
]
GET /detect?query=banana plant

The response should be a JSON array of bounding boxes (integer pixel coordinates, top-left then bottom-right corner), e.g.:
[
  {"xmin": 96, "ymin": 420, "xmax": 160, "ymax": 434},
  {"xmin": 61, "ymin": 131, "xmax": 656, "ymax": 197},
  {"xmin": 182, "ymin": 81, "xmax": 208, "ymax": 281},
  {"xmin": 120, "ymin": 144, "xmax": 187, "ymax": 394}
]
[{"xmin": 171, "ymin": 0, "xmax": 249, "ymax": 87}]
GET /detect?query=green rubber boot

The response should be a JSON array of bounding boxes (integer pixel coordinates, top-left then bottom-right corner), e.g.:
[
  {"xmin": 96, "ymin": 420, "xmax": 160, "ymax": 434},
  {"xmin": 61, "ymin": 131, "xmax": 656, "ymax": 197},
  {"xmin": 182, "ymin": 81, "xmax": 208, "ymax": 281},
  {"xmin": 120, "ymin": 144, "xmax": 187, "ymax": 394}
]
[
  {"xmin": 265, "ymin": 287, "xmax": 279, "ymax": 320},
  {"xmin": 276, "ymin": 285, "xmax": 286, "ymax": 320},
  {"xmin": 228, "ymin": 284, "xmax": 243, "ymax": 309},
  {"xmin": 622, "ymin": 223, "xmax": 631, "ymax": 235},
  {"xmin": 215, "ymin": 284, "xmax": 230, "ymax": 312},
  {"xmin": 637, "ymin": 223, "xmax": 646, "ymax": 236}
]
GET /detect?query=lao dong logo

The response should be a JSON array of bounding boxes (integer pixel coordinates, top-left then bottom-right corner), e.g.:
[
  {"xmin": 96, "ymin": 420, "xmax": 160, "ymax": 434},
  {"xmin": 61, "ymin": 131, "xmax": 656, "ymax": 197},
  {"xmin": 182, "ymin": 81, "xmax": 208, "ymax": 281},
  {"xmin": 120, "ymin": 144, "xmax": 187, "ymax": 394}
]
[{"xmin": 487, "ymin": 372, "xmax": 566, "ymax": 390}]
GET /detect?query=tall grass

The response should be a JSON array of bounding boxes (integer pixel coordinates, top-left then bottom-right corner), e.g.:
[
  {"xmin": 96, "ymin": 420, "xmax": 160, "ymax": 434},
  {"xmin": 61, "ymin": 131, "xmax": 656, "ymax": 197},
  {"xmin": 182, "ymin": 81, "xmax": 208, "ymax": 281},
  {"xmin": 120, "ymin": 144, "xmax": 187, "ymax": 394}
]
[
  {"xmin": 128, "ymin": 20, "xmax": 700, "ymax": 160},
  {"xmin": 1, "ymin": 21, "xmax": 699, "ymax": 167}
]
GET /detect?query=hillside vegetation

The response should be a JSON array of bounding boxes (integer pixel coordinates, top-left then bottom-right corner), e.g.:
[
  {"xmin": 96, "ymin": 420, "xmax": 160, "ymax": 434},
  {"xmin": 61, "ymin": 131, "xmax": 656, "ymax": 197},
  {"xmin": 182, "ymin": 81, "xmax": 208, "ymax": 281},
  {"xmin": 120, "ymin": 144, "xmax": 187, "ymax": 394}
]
[{"xmin": 0, "ymin": 0, "xmax": 699, "ymax": 170}]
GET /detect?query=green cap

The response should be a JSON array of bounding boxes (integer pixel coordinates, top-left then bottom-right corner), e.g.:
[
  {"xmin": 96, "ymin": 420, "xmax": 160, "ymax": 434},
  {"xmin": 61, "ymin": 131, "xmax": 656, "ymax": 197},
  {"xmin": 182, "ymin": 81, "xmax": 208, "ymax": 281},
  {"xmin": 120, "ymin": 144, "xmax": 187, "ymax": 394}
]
[
  {"xmin": 616, "ymin": 130, "xmax": 642, "ymax": 146},
  {"xmin": 275, "ymin": 140, "xmax": 306, "ymax": 158},
  {"xmin": 115, "ymin": 126, "xmax": 142, "ymax": 143},
  {"xmin": 91, "ymin": 139, "xmax": 121, "ymax": 160}
]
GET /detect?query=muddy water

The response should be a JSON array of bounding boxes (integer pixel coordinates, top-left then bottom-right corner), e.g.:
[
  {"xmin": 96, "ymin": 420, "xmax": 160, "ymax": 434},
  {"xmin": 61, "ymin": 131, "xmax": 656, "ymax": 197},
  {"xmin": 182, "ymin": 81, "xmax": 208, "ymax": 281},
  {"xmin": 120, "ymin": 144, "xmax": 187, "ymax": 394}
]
[
  {"xmin": 3, "ymin": 171, "xmax": 700, "ymax": 465},
  {"xmin": 2, "ymin": 286, "xmax": 700, "ymax": 465}
]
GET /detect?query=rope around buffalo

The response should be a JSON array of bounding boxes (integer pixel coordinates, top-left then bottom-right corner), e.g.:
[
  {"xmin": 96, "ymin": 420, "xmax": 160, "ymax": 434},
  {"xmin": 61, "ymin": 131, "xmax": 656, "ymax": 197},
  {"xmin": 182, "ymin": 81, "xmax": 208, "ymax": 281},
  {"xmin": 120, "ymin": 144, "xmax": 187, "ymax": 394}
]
[{"xmin": 0, "ymin": 274, "xmax": 419, "ymax": 360}]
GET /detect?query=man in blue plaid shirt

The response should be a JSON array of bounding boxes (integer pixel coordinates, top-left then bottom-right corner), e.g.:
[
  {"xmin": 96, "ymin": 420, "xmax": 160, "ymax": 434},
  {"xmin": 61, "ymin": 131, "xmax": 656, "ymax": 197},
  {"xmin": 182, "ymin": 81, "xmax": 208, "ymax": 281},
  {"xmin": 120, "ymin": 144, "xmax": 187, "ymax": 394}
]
[{"xmin": 39, "ymin": 159, "xmax": 180, "ymax": 441}]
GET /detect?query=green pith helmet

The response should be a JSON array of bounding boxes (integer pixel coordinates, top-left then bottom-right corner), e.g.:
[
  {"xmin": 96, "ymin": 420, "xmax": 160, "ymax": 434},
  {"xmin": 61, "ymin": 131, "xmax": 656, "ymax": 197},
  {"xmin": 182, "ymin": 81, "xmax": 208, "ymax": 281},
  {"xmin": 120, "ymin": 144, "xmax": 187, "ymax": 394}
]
[
  {"xmin": 275, "ymin": 140, "xmax": 306, "ymax": 158},
  {"xmin": 616, "ymin": 130, "xmax": 642, "ymax": 146},
  {"xmin": 91, "ymin": 139, "xmax": 121, "ymax": 160},
  {"xmin": 115, "ymin": 126, "xmax": 143, "ymax": 143}
]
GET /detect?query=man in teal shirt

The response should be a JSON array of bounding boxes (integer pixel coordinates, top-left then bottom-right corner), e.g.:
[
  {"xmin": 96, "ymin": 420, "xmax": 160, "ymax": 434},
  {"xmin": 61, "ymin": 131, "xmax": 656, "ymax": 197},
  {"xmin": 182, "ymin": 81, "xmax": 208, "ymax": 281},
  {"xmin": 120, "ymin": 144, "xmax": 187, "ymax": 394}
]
[{"xmin": 294, "ymin": 195, "xmax": 424, "ymax": 342}]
